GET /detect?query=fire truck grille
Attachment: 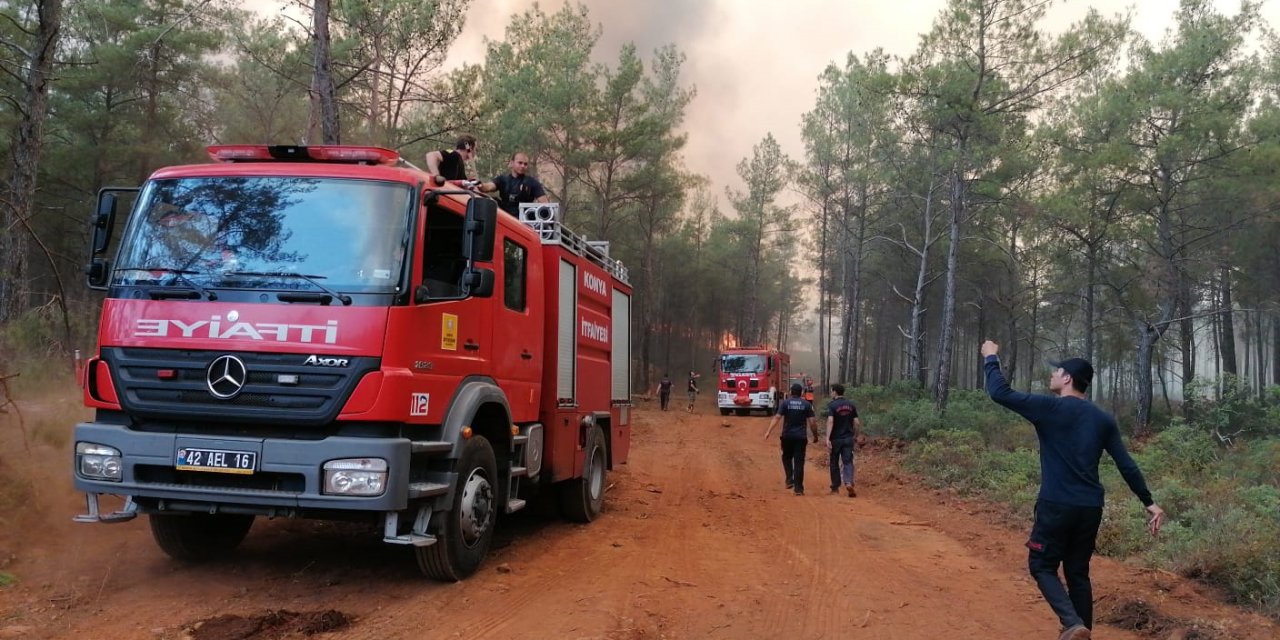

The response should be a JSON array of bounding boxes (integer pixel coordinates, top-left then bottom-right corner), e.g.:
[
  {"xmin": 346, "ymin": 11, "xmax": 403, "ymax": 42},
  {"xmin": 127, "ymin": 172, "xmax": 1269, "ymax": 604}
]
[{"xmin": 102, "ymin": 347, "xmax": 379, "ymax": 427}]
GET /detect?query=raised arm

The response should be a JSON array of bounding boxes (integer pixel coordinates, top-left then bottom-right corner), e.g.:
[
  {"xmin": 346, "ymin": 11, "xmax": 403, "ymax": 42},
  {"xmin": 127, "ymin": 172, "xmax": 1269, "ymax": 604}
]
[{"xmin": 981, "ymin": 341, "xmax": 1056, "ymax": 419}]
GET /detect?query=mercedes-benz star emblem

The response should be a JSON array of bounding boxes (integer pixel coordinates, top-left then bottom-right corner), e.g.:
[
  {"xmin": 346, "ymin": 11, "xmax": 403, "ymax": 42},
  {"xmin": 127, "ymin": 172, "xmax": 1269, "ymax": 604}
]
[{"xmin": 206, "ymin": 355, "xmax": 247, "ymax": 399}]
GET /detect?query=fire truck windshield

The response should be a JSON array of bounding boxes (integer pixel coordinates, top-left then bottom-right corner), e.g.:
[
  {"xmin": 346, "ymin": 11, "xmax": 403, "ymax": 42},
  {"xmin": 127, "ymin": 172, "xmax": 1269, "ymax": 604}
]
[
  {"xmin": 721, "ymin": 354, "xmax": 766, "ymax": 374},
  {"xmin": 112, "ymin": 177, "xmax": 413, "ymax": 294}
]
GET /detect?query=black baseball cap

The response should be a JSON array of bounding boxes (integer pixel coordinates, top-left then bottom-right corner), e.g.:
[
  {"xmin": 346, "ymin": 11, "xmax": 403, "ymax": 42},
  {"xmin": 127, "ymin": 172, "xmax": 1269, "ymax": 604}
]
[
  {"xmin": 790, "ymin": 382, "xmax": 803, "ymax": 395},
  {"xmin": 1049, "ymin": 357, "xmax": 1094, "ymax": 389}
]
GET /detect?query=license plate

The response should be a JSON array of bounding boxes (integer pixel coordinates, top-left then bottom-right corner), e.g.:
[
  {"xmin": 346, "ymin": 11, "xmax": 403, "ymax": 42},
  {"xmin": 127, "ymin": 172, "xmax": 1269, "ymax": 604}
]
[{"xmin": 176, "ymin": 448, "xmax": 257, "ymax": 475}]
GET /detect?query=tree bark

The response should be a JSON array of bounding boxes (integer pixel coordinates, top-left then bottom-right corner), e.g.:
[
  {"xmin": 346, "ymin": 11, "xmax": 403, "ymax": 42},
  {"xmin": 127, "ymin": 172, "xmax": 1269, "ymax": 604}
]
[
  {"xmin": 310, "ymin": 0, "xmax": 341, "ymax": 144},
  {"xmin": 1134, "ymin": 321, "xmax": 1158, "ymax": 435},
  {"xmin": 1, "ymin": 0, "xmax": 64, "ymax": 324},
  {"xmin": 1272, "ymin": 312, "xmax": 1280, "ymax": 387},
  {"xmin": 1220, "ymin": 265, "xmax": 1237, "ymax": 376},
  {"xmin": 1178, "ymin": 282, "xmax": 1196, "ymax": 386},
  {"xmin": 933, "ymin": 165, "xmax": 964, "ymax": 410}
]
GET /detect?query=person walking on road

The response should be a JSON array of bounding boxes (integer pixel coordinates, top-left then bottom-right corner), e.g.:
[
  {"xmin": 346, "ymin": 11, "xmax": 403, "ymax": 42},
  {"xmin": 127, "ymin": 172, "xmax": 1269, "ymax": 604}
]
[
  {"xmin": 686, "ymin": 370, "xmax": 700, "ymax": 413},
  {"xmin": 981, "ymin": 340, "xmax": 1166, "ymax": 640},
  {"xmin": 656, "ymin": 374, "xmax": 673, "ymax": 411},
  {"xmin": 763, "ymin": 383, "xmax": 819, "ymax": 496},
  {"xmin": 825, "ymin": 383, "xmax": 861, "ymax": 497}
]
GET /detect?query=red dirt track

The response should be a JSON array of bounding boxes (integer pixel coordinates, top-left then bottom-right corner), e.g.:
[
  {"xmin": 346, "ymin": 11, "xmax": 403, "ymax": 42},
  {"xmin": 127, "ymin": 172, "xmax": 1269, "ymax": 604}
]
[{"xmin": 0, "ymin": 398, "xmax": 1274, "ymax": 639}]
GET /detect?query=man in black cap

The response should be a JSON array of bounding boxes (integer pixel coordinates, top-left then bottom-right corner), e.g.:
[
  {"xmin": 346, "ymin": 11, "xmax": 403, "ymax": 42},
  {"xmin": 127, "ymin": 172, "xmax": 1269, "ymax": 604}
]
[
  {"xmin": 980, "ymin": 340, "xmax": 1166, "ymax": 640},
  {"xmin": 763, "ymin": 382, "xmax": 819, "ymax": 495}
]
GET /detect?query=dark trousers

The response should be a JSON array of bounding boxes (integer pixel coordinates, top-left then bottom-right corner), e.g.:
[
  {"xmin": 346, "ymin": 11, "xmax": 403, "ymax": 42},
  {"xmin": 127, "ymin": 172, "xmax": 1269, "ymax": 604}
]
[
  {"xmin": 829, "ymin": 438, "xmax": 854, "ymax": 489},
  {"xmin": 1027, "ymin": 500, "xmax": 1103, "ymax": 629},
  {"xmin": 780, "ymin": 437, "xmax": 807, "ymax": 493},
  {"xmin": 659, "ymin": 391, "xmax": 670, "ymax": 410}
]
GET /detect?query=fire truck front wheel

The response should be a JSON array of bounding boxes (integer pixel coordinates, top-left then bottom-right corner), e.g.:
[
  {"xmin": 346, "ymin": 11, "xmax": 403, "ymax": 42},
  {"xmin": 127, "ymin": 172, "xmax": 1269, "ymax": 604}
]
[
  {"xmin": 417, "ymin": 436, "xmax": 498, "ymax": 582},
  {"xmin": 559, "ymin": 424, "xmax": 606, "ymax": 523},
  {"xmin": 148, "ymin": 512, "xmax": 255, "ymax": 563}
]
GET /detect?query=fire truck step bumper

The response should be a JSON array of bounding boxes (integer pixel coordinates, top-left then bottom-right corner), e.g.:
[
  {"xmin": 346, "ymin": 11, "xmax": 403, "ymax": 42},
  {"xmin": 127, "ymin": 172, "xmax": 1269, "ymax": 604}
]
[
  {"xmin": 73, "ymin": 493, "xmax": 139, "ymax": 523},
  {"xmin": 407, "ymin": 482, "xmax": 450, "ymax": 499},
  {"xmin": 382, "ymin": 508, "xmax": 437, "ymax": 547},
  {"xmin": 505, "ymin": 498, "xmax": 527, "ymax": 514}
]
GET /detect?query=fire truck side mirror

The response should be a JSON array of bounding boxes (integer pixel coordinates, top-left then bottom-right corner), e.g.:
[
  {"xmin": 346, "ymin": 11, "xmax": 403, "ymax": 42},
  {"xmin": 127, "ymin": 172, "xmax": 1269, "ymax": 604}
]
[
  {"xmin": 85, "ymin": 258, "xmax": 111, "ymax": 288},
  {"xmin": 463, "ymin": 198, "xmax": 497, "ymax": 262},
  {"xmin": 91, "ymin": 193, "xmax": 118, "ymax": 255},
  {"xmin": 463, "ymin": 267, "xmax": 494, "ymax": 298}
]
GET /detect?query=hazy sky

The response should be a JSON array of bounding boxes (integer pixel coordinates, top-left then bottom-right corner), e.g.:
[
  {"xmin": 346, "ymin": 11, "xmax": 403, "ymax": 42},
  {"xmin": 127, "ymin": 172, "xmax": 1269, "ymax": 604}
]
[{"xmin": 248, "ymin": 0, "xmax": 1276, "ymax": 203}]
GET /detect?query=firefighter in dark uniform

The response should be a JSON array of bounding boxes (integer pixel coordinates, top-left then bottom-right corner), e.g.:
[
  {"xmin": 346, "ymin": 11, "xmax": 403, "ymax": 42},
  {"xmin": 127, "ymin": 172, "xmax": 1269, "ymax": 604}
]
[{"xmin": 763, "ymin": 383, "xmax": 819, "ymax": 495}]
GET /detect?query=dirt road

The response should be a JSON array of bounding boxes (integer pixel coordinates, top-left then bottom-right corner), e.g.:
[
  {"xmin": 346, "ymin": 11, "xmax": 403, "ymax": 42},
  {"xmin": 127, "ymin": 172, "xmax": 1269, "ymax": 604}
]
[{"xmin": 1, "ymin": 400, "xmax": 1275, "ymax": 639}]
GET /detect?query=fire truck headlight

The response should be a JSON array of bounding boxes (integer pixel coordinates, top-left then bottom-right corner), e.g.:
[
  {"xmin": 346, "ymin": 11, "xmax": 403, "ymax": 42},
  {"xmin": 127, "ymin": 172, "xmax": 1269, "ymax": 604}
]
[
  {"xmin": 76, "ymin": 442, "xmax": 123, "ymax": 481},
  {"xmin": 323, "ymin": 458, "xmax": 388, "ymax": 496}
]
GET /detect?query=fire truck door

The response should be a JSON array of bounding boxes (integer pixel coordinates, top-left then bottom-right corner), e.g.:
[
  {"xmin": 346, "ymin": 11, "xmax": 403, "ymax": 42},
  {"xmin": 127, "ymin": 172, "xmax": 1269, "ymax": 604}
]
[
  {"xmin": 493, "ymin": 233, "xmax": 542, "ymax": 422},
  {"xmin": 409, "ymin": 203, "xmax": 493, "ymax": 389}
]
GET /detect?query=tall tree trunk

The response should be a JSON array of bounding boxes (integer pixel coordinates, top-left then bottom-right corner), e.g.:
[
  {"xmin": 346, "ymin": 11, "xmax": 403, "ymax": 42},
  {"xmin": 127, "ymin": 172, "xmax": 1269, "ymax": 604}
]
[
  {"xmin": 1255, "ymin": 310, "xmax": 1265, "ymax": 395},
  {"xmin": 849, "ymin": 186, "xmax": 867, "ymax": 386},
  {"xmin": 1271, "ymin": 312, "xmax": 1280, "ymax": 387},
  {"xmin": 1084, "ymin": 247, "xmax": 1097, "ymax": 365},
  {"xmin": 839, "ymin": 255, "xmax": 854, "ymax": 382},
  {"xmin": 933, "ymin": 166, "xmax": 964, "ymax": 410},
  {"xmin": 905, "ymin": 181, "xmax": 936, "ymax": 388},
  {"xmin": 367, "ymin": 20, "xmax": 384, "ymax": 144},
  {"xmin": 1135, "ymin": 322, "xmax": 1158, "ymax": 435},
  {"xmin": 1, "ymin": 0, "xmax": 64, "ymax": 324},
  {"xmin": 817, "ymin": 198, "xmax": 829, "ymax": 388},
  {"xmin": 1220, "ymin": 265, "xmax": 1237, "ymax": 376},
  {"xmin": 138, "ymin": 38, "xmax": 161, "ymax": 184},
  {"xmin": 1178, "ymin": 285, "xmax": 1195, "ymax": 386},
  {"xmin": 310, "ymin": 0, "xmax": 340, "ymax": 144}
]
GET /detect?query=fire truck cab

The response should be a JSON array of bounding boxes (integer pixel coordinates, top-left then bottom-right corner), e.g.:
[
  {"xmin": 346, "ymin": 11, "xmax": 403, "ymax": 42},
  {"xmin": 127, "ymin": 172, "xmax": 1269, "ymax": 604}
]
[
  {"xmin": 716, "ymin": 347, "xmax": 789, "ymax": 416},
  {"xmin": 72, "ymin": 145, "xmax": 632, "ymax": 581}
]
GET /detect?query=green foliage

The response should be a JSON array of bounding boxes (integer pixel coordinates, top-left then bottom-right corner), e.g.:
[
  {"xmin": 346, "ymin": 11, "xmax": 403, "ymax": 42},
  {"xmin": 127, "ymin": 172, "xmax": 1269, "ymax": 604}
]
[
  {"xmin": 1138, "ymin": 421, "xmax": 1220, "ymax": 477},
  {"xmin": 1184, "ymin": 376, "xmax": 1280, "ymax": 443},
  {"xmin": 0, "ymin": 572, "xmax": 15, "ymax": 588}
]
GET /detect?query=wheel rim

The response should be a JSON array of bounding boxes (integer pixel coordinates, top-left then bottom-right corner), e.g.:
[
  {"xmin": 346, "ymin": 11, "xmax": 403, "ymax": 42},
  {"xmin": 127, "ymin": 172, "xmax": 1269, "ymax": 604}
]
[
  {"xmin": 587, "ymin": 445, "xmax": 605, "ymax": 502},
  {"xmin": 459, "ymin": 468, "xmax": 493, "ymax": 548}
]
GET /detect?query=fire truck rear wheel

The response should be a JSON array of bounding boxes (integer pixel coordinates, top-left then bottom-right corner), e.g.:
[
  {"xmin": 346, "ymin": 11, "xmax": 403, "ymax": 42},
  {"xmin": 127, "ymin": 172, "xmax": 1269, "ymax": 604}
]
[
  {"xmin": 417, "ymin": 435, "xmax": 498, "ymax": 582},
  {"xmin": 148, "ymin": 512, "xmax": 255, "ymax": 563},
  {"xmin": 559, "ymin": 424, "xmax": 606, "ymax": 523},
  {"xmin": 719, "ymin": 408, "xmax": 730, "ymax": 416}
]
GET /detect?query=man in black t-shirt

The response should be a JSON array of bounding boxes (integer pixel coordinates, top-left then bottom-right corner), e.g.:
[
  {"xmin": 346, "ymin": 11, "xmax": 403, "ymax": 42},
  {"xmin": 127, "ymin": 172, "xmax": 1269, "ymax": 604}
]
[
  {"xmin": 763, "ymin": 383, "xmax": 818, "ymax": 495},
  {"xmin": 425, "ymin": 135, "xmax": 477, "ymax": 184},
  {"xmin": 825, "ymin": 383, "xmax": 862, "ymax": 497},
  {"xmin": 656, "ymin": 374, "xmax": 673, "ymax": 411},
  {"xmin": 480, "ymin": 152, "xmax": 549, "ymax": 215}
]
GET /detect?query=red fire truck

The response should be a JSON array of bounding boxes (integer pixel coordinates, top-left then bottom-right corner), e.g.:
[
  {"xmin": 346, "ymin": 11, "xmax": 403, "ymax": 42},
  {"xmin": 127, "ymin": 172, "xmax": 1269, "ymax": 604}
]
[
  {"xmin": 716, "ymin": 346, "xmax": 790, "ymax": 416},
  {"xmin": 72, "ymin": 145, "xmax": 632, "ymax": 581}
]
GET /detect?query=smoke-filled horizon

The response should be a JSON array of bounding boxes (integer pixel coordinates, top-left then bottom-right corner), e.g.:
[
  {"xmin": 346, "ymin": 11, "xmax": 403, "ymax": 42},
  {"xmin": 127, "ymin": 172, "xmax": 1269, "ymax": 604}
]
[{"xmin": 243, "ymin": 1, "xmax": 1280, "ymax": 215}]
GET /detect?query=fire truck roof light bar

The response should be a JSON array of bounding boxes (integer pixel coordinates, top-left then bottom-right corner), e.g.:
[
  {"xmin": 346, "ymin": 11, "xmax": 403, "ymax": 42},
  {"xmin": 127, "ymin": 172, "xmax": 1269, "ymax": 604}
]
[{"xmin": 207, "ymin": 145, "xmax": 401, "ymax": 165}]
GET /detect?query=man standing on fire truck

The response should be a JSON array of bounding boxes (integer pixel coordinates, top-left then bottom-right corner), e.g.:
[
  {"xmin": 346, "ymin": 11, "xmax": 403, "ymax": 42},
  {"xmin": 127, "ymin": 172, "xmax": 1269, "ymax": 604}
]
[
  {"xmin": 424, "ymin": 135, "xmax": 477, "ymax": 184},
  {"xmin": 764, "ymin": 383, "xmax": 819, "ymax": 495},
  {"xmin": 478, "ymin": 152, "xmax": 549, "ymax": 215}
]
